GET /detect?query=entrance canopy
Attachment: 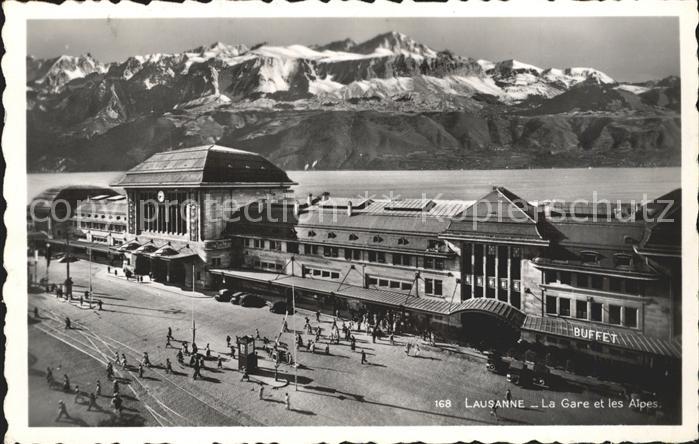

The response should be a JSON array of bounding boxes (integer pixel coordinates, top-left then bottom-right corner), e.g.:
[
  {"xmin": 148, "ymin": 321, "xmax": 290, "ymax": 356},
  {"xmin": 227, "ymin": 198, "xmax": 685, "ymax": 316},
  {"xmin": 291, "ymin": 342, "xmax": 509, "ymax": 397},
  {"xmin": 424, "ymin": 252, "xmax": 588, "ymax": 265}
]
[
  {"xmin": 522, "ymin": 315, "xmax": 681, "ymax": 359},
  {"xmin": 210, "ymin": 268, "xmax": 458, "ymax": 316},
  {"xmin": 451, "ymin": 298, "xmax": 526, "ymax": 329}
]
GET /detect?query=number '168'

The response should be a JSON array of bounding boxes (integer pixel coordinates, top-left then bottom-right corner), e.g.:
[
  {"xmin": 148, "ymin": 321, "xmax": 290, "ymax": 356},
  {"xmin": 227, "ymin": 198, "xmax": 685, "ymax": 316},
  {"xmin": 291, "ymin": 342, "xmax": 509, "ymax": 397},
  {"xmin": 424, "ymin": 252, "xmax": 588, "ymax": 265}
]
[{"xmin": 435, "ymin": 399, "xmax": 452, "ymax": 408}]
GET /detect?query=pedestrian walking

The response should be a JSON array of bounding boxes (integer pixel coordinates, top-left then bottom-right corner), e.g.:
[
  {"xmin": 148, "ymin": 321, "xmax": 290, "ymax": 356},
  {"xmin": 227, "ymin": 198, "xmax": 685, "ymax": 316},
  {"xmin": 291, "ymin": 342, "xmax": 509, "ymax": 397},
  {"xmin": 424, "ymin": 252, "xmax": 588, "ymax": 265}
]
[
  {"xmin": 490, "ymin": 405, "xmax": 498, "ymax": 422},
  {"xmin": 166, "ymin": 336, "xmax": 171, "ymax": 348},
  {"xmin": 64, "ymin": 317, "xmax": 71, "ymax": 329},
  {"xmin": 255, "ymin": 329, "xmax": 260, "ymax": 340},
  {"xmin": 79, "ymin": 293, "xmax": 84, "ymax": 307},
  {"xmin": 389, "ymin": 333, "xmax": 395, "ymax": 345},
  {"xmin": 95, "ymin": 379, "xmax": 102, "ymax": 397},
  {"xmin": 229, "ymin": 345, "xmax": 235, "ymax": 358},
  {"xmin": 106, "ymin": 362, "xmax": 113, "ymax": 380},
  {"xmin": 226, "ymin": 334, "xmax": 231, "ymax": 347},
  {"xmin": 112, "ymin": 380, "xmax": 119, "ymax": 395},
  {"xmin": 405, "ymin": 343, "xmax": 411, "ymax": 356},
  {"xmin": 138, "ymin": 363, "xmax": 144, "ymax": 378},
  {"xmin": 114, "ymin": 350, "xmax": 120, "ymax": 364},
  {"xmin": 350, "ymin": 336, "xmax": 356, "ymax": 351},
  {"xmin": 108, "ymin": 266, "xmax": 111, "ymax": 273},
  {"xmin": 167, "ymin": 326, "xmax": 173, "ymax": 340},
  {"xmin": 34, "ymin": 306, "xmax": 39, "ymax": 319},
  {"xmin": 74, "ymin": 384, "xmax": 82, "ymax": 403},
  {"xmin": 205, "ymin": 343, "xmax": 211, "ymax": 358},
  {"xmin": 361, "ymin": 350, "xmax": 367, "ymax": 365},
  {"xmin": 165, "ymin": 358, "xmax": 173, "ymax": 374},
  {"xmin": 55, "ymin": 400, "xmax": 70, "ymax": 421},
  {"xmin": 372, "ymin": 330, "xmax": 376, "ymax": 343},
  {"xmin": 505, "ymin": 389, "xmax": 512, "ymax": 402},
  {"xmin": 121, "ymin": 353, "xmax": 127, "ymax": 368},
  {"xmin": 62, "ymin": 374, "xmax": 71, "ymax": 392},
  {"xmin": 98, "ymin": 299, "xmax": 103, "ymax": 311},
  {"xmin": 46, "ymin": 367, "xmax": 54, "ymax": 386},
  {"xmin": 285, "ymin": 392, "xmax": 290, "ymax": 410},
  {"xmin": 283, "ymin": 320, "xmax": 289, "ymax": 333},
  {"xmin": 87, "ymin": 392, "xmax": 98, "ymax": 411},
  {"xmin": 259, "ymin": 386, "xmax": 265, "ymax": 400},
  {"xmin": 143, "ymin": 352, "xmax": 151, "ymax": 367},
  {"xmin": 316, "ymin": 310, "xmax": 321, "ymax": 322},
  {"xmin": 177, "ymin": 349, "xmax": 184, "ymax": 364},
  {"xmin": 191, "ymin": 342, "xmax": 198, "ymax": 355}
]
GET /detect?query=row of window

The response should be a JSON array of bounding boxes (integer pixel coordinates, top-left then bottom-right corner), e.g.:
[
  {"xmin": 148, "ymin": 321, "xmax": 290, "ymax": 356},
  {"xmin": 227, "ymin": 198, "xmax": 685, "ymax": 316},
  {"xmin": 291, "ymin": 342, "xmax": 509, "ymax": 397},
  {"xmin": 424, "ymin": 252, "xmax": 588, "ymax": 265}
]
[
  {"xmin": 544, "ymin": 270, "xmax": 646, "ymax": 296},
  {"xmin": 80, "ymin": 222, "xmax": 126, "ymax": 232},
  {"xmin": 302, "ymin": 266, "xmax": 341, "ymax": 280},
  {"xmin": 463, "ymin": 243, "xmax": 522, "ymax": 280},
  {"xmin": 545, "ymin": 295, "xmax": 638, "ymax": 328},
  {"xmin": 367, "ymin": 276, "xmax": 413, "ymax": 292},
  {"xmin": 79, "ymin": 214, "xmax": 123, "ymax": 220},
  {"xmin": 242, "ymin": 238, "xmax": 448, "ymax": 271},
  {"xmin": 254, "ymin": 260, "xmax": 284, "ymax": 272}
]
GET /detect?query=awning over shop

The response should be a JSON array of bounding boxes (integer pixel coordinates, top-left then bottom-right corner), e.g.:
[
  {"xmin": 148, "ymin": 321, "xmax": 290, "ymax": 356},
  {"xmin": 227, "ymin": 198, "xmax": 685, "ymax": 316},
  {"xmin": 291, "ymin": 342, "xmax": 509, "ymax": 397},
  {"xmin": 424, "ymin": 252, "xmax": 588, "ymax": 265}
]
[
  {"xmin": 210, "ymin": 268, "xmax": 459, "ymax": 316},
  {"xmin": 521, "ymin": 315, "xmax": 681, "ymax": 359}
]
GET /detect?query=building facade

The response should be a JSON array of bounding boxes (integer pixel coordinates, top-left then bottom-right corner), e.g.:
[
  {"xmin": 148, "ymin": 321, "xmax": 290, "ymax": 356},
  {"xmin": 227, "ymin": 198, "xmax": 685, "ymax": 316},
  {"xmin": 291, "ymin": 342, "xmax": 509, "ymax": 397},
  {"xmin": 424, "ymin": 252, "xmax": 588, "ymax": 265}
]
[
  {"xmin": 28, "ymin": 146, "xmax": 682, "ymax": 379},
  {"xmin": 110, "ymin": 144, "xmax": 296, "ymax": 288}
]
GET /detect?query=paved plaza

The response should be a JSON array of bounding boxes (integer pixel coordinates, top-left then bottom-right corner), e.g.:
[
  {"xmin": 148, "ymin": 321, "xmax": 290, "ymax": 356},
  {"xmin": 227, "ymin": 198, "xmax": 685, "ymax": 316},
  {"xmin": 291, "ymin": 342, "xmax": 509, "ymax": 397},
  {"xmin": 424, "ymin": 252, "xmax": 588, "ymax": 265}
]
[{"xmin": 28, "ymin": 258, "xmax": 668, "ymax": 426}]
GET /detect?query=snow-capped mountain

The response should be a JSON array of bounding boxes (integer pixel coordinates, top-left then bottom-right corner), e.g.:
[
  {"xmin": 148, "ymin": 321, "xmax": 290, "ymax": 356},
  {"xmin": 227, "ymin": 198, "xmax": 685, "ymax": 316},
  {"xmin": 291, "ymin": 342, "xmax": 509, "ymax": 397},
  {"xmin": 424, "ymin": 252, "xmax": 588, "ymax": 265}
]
[{"xmin": 26, "ymin": 31, "xmax": 680, "ymax": 172}]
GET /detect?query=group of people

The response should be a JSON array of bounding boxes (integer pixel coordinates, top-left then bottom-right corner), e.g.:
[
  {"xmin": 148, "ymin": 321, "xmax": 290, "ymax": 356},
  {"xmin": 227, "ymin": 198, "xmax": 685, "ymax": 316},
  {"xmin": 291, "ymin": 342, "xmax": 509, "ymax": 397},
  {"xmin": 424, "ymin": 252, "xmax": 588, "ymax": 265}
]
[{"xmin": 49, "ymin": 366, "xmax": 121, "ymax": 422}]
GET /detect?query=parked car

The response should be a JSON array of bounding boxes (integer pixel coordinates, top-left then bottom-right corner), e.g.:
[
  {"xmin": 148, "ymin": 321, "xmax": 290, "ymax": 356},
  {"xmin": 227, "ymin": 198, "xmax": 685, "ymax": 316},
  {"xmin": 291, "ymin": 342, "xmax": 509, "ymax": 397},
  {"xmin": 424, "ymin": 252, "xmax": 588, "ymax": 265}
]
[
  {"xmin": 229, "ymin": 291, "xmax": 246, "ymax": 305},
  {"xmin": 485, "ymin": 352, "xmax": 509, "ymax": 374},
  {"xmin": 240, "ymin": 293, "xmax": 266, "ymax": 308},
  {"xmin": 269, "ymin": 301, "xmax": 294, "ymax": 315},
  {"xmin": 215, "ymin": 289, "xmax": 234, "ymax": 302},
  {"xmin": 507, "ymin": 361, "xmax": 532, "ymax": 387}
]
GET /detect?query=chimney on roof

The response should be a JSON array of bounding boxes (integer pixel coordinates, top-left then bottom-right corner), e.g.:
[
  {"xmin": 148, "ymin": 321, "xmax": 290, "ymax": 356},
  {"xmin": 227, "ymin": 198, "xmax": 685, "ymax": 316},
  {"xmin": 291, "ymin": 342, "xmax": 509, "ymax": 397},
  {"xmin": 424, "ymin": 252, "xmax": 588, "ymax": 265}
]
[
  {"xmin": 293, "ymin": 201, "xmax": 300, "ymax": 217},
  {"xmin": 307, "ymin": 193, "xmax": 313, "ymax": 206},
  {"xmin": 322, "ymin": 192, "xmax": 330, "ymax": 201},
  {"xmin": 347, "ymin": 200, "xmax": 353, "ymax": 217}
]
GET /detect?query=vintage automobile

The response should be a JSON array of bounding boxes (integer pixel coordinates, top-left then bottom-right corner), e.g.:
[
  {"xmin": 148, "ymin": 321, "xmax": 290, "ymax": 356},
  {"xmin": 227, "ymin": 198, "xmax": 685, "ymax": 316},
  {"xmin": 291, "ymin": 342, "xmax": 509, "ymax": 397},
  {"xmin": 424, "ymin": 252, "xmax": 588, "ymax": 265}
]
[
  {"xmin": 215, "ymin": 289, "xmax": 235, "ymax": 302},
  {"xmin": 240, "ymin": 293, "xmax": 267, "ymax": 308},
  {"xmin": 485, "ymin": 352, "xmax": 509, "ymax": 374},
  {"xmin": 269, "ymin": 301, "xmax": 294, "ymax": 315},
  {"xmin": 506, "ymin": 360, "xmax": 532, "ymax": 386}
]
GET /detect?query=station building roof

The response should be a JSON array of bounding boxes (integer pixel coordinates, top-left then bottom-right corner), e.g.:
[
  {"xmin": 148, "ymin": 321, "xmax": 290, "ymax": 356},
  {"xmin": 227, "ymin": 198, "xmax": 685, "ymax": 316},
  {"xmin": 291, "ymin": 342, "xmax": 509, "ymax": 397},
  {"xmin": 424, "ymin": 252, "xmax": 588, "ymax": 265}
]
[{"xmin": 111, "ymin": 145, "xmax": 296, "ymax": 189}]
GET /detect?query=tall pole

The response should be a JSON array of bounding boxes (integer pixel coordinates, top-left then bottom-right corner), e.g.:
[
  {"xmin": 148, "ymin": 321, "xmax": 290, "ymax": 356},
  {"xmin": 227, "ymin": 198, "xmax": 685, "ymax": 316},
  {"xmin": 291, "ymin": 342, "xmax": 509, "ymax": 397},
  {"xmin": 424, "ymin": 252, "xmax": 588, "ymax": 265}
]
[
  {"xmin": 293, "ymin": 285, "xmax": 298, "ymax": 391},
  {"xmin": 191, "ymin": 262, "xmax": 196, "ymax": 344},
  {"xmin": 88, "ymin": 247, "xmax": 93, "ymax": 305}
]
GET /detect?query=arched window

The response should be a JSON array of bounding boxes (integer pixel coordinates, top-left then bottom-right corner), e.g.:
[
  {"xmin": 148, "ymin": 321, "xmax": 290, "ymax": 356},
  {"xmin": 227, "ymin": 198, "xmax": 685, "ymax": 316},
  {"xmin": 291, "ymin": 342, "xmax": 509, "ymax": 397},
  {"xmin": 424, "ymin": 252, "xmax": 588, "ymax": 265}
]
[
  {"xmin": 327, "ymin": 232, "xmax": 337, "ymax": 239},
  {"xmin": 398, "ymin": 237, "xmax": 409, "ymax": 245},
  {"xmin": 373, "ymin": 235, "xmax": 383, "ymax": 243},
  {"xmin": 308, "ymin": 230, "xmax": 316, "ymax": 237},
  {"xmin": 348, "ymin": 233, "xmax": 359, "ymax": 241},
  {"xmin": 580, "ymin": 251, "xmax": 601, "ymax": 265}
]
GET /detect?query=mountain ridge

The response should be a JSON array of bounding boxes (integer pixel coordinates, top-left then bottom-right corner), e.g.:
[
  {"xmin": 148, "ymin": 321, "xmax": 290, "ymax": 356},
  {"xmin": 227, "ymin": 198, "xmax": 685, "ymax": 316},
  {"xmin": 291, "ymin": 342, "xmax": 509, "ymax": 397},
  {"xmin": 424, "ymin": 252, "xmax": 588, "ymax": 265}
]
[{"xmin": 26, "ymin": 31, "xmax": 680, "ymax": 172}]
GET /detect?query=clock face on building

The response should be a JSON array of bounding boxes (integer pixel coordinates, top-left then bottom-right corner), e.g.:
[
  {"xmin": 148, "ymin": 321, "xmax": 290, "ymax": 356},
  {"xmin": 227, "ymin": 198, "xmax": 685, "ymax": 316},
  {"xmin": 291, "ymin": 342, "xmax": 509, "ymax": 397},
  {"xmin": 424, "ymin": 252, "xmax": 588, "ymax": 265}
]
[{"xmin": 157, "ymin": 191, "xmax": 165, "ymax": 203}]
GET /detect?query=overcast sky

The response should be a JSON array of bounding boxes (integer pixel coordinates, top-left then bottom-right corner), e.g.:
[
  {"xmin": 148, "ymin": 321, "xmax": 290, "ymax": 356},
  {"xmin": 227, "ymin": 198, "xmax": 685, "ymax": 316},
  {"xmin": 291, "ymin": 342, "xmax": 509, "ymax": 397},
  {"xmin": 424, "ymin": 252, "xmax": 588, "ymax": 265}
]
[{"xmin": 28, "ymin": 17, "xmax": 679, "ymax": 82}]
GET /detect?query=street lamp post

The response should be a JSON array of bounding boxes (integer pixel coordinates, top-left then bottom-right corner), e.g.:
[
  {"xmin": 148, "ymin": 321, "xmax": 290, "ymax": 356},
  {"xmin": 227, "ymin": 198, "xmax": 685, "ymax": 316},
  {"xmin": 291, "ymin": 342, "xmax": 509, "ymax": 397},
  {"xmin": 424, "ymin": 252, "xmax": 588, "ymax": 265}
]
[
  {"xmin": 293, "ymin": 285, "xmax": 298, "ymax": 391},
  {"xmin": 191, "ymin": 262, "xmax": 196, "ymax": 344},
  {"xmin": 88, "ymin": 247, "xmax": 93, "ymax": 306}
]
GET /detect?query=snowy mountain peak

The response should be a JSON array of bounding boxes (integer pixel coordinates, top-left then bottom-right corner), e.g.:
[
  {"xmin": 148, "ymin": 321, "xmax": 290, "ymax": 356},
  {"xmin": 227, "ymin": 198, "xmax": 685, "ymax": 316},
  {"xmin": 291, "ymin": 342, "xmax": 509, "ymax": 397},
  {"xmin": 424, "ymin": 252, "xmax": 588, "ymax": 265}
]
[
  {"xmin": 314, "ymin": 38, "xmax": 358, "ymax": 52},
  {"xmin": 493, "ymin": 59, "xmax": 543, "ymax": 74},
  {"xmin": 352, "ymin": 31, "xmax": 437, "ymax": 58},
  {"xmin": 192, "ymin": 41, "xmax": 249, "ymax": 58}
]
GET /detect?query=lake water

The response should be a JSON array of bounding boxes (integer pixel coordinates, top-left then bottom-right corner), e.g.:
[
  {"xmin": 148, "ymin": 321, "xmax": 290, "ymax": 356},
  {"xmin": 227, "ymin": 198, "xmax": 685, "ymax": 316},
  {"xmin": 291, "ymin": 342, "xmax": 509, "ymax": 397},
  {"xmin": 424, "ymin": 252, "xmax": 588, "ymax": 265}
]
[{"xmin": 28, "ymin": 167, "xmax": 681, "ymax": 203}]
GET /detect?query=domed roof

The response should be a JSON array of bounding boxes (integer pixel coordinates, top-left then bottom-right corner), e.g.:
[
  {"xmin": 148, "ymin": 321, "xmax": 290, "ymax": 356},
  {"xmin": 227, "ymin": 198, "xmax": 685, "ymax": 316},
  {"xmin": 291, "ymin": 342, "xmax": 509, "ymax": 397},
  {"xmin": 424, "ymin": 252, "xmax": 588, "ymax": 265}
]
[{"xmin": 112, "ymin": 145, "xmax": 295, "ymax": 189}]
